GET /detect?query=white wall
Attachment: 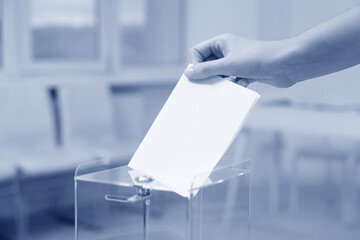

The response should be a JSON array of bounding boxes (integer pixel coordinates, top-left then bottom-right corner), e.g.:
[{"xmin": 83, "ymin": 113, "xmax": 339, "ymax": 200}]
[
  {"xmin": 187, "ymin": 0, "xmax": 258, "ymax": 49},
  {"xmin": 251, "ymin": 0, "xmax": 360, "ymax": 105}
]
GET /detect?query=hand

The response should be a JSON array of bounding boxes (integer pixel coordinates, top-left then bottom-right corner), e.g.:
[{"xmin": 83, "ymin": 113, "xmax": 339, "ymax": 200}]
[{"xmin": 185, "ymin": 33, "xmax": 296, "ymax": 88}]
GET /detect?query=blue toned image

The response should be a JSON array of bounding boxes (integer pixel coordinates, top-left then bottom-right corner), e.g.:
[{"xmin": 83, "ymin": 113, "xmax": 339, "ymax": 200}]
[
  {"xmin": 31, "ymin": 0, "xmax": 99, "ymax": 60},
  {"xmin": 0, "ymin": 0, "xmax": 359, "ymax": 240}
]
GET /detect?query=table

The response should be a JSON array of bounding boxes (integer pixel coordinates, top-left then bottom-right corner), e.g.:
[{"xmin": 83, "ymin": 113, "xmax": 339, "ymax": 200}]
[
  {"xmin": 243, "ymin": 106, "xmax": 360, "ymax": 224},
  {"xmin": 245, "ymin": 107, "xmax": 360, "ymax": 139}
]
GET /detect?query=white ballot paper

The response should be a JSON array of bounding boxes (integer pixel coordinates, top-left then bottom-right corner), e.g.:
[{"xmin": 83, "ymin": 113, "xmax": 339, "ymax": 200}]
[{"xmin": 129, "ymin": 67, "xmax": 260, "ymax": 198}]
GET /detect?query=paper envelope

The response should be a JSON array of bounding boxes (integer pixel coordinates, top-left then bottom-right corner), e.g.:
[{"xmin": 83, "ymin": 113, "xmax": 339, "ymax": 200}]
[{"xmin": 129, "ymin": 69, "xmax": 260, "ymax": 198}]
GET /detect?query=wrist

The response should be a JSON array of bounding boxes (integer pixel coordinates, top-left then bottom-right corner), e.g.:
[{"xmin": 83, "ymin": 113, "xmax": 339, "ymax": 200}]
[{"xmin": 271, "ymin": 37, "xmax": 305, "ymax": 85}]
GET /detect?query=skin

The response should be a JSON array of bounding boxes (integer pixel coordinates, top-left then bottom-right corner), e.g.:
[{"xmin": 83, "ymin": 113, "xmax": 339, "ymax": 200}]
[{"xmin": 185, "ymin": 4, "xmax": 360, "ymax": 88}]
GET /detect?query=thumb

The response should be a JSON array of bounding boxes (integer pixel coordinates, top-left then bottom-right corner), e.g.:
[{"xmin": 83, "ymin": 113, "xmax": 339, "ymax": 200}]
[{"xmin": 184, "ymin": 59, "xmax": 227, "ymax": 79}]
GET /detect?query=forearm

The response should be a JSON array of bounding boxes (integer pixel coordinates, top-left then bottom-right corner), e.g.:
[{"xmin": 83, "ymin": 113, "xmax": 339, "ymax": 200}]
[{"xmin": 278, "ymin": 4, "xmax": 360, "ymax": 83}]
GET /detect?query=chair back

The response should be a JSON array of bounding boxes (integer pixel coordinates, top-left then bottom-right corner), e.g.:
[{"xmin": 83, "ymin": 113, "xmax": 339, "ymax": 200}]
[
  {"xmin": 0, "ymin": 84, "xmax": 54, "ymax": 151},
  {"xmin": 58, "ymin": 82, "xmax": 117, "ymax": 146}
]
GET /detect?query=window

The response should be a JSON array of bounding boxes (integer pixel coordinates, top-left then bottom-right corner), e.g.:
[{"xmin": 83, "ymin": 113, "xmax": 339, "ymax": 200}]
[
  {"xmin": 30, "ymin": 0, "xmax": 99, "ymax": 61},
  {"xmin": 16, "ymin": 0, "xmax": 186, "ymax": 79},
  {"xmin": 0, "ymin": 0, "xmax": 3, "ymax": 68},
  {"xmin": 118, "ymin": 0, "xmax": 184, "ymax": 67}
]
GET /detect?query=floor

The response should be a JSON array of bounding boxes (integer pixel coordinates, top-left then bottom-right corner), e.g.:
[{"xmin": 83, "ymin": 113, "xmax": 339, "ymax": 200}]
[
  {"xmin": 1, "ymin": 187, "xmax": 359, "ymax": 240},
  {"xmin": 1, "ymin": 154, "xmax": 359, "ymax": 240},
  {"xmin": 1, "ymin": 209, "xmax": 358, "ymax": 240}
]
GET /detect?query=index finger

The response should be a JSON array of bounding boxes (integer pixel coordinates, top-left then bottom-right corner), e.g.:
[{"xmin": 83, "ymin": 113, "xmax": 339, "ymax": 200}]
[{"xmin": 188, "ymin": 36, "xmax": 218, "ymax": 64}]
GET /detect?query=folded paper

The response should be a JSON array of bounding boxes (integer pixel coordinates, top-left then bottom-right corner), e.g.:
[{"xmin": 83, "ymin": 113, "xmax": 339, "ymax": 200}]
[{"xmin": 129, "ymin": 67, "xmax": 260, "ymax": 197}]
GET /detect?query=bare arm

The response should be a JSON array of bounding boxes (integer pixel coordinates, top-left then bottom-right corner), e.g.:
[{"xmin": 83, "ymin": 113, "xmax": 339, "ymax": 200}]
[{"xmin": 185, "ymin": 5, "xmax": 360, "ymax": 87}]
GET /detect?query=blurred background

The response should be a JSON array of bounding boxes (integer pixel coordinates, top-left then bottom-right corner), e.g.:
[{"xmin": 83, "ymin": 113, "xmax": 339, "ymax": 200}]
[{"xmin": 0, "ymin": 0, "xmax": 359, "ymax": 239}]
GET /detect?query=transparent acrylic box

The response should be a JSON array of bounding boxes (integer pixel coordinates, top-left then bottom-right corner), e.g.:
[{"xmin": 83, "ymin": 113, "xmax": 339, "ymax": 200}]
[{"xmin": 75, "ymin": 158, "xmax": 250, "ymax": 240}]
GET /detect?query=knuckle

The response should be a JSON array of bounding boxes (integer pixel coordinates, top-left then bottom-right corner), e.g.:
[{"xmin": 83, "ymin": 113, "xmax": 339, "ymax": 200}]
[
  {"xmin": 216, "ymin": 33, "xmax": 233, "ymax": 47},
  {"xmin": 219, "ymin": 33, "xmax": 233, "ymax": 40},
  {"xmin": 187, "ymin": 51, "xmax": 193, "ymax": 60},
  {"xmin": 188, "ymin": 48, "xmax": 201, "ymax": 62},
  {"xmin": 188, "ymin": 48, "xmax": 196, "ymax": 56},
  {"xmin": 214, "ymin": 38, "xmax": 222, "ymax": 50}
]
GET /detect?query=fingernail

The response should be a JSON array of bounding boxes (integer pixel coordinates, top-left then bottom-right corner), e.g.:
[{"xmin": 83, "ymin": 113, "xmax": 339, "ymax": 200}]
[
  {"xmin": 237, "ymin": 78, "xmax": 250, "ymax": 87},
  {"xmin": 184, "ymin": 66, "xmax": 194, "ymax": 78}
]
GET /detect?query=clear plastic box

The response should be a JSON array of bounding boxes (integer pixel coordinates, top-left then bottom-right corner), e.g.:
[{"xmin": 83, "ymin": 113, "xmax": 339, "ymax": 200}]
[{"xmin": 75, "ymin": 158, "xmax": 250, "ymax": 240}]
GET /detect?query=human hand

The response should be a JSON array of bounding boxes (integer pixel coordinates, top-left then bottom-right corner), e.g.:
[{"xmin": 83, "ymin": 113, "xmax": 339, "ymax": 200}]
[{"xmin": 185, "ymin": 33, "xmax": 296, "ymax": 88}]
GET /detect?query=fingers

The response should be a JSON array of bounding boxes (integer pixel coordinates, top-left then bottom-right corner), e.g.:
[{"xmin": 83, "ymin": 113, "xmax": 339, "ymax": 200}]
[
  {"xmin": 188, "ymin": 36, "xmax": 224, "ymax": 64},
  {"xmin": 225, "ymin": 77, "xmax": 250, "ymax": 87},
  {"xmin": 185, "ymin": 58, "xmax": 228, "ymax": 79},
  {"xmin": 235, "ymin": 78, "xmax": 250, "ymax": 87},
  {"xmin": 204, "ymin": 54, "xmax": 218, "ymax": 61},
  {"xmin": 234, "ymin": 78, "xmax": 255, "ymax": 87},
  {"xmin": 188, "ymin": 38, "xmax": 214, "ymax": 64}
]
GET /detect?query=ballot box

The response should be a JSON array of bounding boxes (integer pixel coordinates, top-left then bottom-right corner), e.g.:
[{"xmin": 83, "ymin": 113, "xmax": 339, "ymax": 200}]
[{"xmin": 75, "ymin": 158, "xmax": 250, "ymax": 240}]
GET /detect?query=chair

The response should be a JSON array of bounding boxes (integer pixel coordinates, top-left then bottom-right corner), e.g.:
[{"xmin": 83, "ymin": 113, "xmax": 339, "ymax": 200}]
[
  {"xmin": 0, "ymin": 83, "xmax": 93, "ymax": 175},
  {"xmin": 0, "ymin": 84, "xmax": 95, "ymax": 239},
  {"xmin": 0, "ymin": 83, "xmax": 54, "ymax": 152},
  {"xmin": 0, "ymin": 158, "xmax": 23, "ymax": 240},
  {"xmin": 289, "ymin": 136, "xmax": 358, "ymax": 225},
  {"xmin": 58, "ymin": 82, "xmax": 139, "ymax": 164}
]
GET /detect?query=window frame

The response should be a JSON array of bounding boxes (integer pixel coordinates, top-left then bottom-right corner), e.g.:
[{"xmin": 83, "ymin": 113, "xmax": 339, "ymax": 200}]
[
  {"xmin": 114, "ymin": 0, "xmax": 188, "ymax": 83},
  {"xmin": 0, "ymin": 0, "xmax": 2, "ymax": 73},
  {"xmin": 0, "ymin": 0, "xmax": 19, "ymax": 77},
  {"xmin": 18, "ymin": 0, "xmax": 108, "ymax": 75},
  {"xmin": 1, "ymin": 0, "xmax": 188, "ymax": 84}
]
